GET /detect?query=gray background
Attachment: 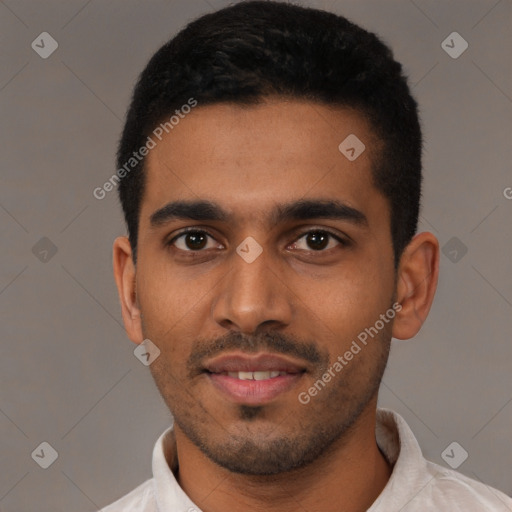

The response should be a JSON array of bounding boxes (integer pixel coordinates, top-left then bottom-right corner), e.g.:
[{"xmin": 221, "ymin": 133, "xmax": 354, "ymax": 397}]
[{"xmin": 1, "ymin": 0, "xmax": 511, "ymax": 510}]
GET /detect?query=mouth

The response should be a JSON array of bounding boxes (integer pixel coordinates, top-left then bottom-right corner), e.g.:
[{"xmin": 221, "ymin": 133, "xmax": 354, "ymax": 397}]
[
  {"xmin": 212, "ymin": 370, "xmax": 294, "ymax": 380},
  {"xmin": 202, "ymin": 352, "xmax": 307, "ymax": 405}
]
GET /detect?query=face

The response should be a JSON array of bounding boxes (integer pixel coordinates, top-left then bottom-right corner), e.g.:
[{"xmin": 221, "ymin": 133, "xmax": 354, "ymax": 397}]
[{"xmin": 121, "ymin": 100, "xmax": 400, "ymax": 475}]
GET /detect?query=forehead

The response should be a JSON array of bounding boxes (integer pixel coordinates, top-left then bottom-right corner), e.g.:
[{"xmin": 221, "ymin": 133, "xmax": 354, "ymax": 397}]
[{"xmin": 141, "ymin": 99, "xmax": 386, "ymax": 227}]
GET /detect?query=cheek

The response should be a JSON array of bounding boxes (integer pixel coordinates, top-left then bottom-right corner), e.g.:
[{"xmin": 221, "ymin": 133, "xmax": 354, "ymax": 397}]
[
  {"xmin": 305, "ymin": 259, "xmax": 393, "ymax": 347},
  {"xmin": 137, "ymin": 252, "xmax": 197, "ymax": 312},
  {"xmin": 136, "ymin": 267, "xmax": 203, "ymax": 357}
]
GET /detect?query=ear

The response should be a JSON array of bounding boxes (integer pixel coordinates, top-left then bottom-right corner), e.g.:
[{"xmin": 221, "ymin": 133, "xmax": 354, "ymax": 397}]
[
  {"xmin": 113, "ymin": 236, "xmax": 144, "ymax": 345},
  {"xmin": 392, "ymin": 231, "xmax": 439, "ymax": 340}
]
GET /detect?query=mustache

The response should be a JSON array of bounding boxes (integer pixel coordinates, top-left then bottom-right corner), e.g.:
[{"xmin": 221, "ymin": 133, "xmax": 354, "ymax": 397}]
[{"xmin": 187, "ymin": 330, "xmax": 327, "ymax": 376}]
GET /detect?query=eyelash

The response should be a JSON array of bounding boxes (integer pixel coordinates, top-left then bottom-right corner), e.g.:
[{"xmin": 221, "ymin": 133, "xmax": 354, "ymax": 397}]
[{"xmin": 166, "ymin": 227, "xmax": 350, "ymax": 253}]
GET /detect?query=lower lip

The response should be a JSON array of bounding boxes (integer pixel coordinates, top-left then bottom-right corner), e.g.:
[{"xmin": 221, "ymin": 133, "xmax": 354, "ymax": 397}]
[{"xmin": 207, "ymin": 372, "xmax": 304, "ymax": 405}]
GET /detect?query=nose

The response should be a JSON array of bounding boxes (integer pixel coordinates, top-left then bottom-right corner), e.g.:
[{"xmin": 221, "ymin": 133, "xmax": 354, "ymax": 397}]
[{"xmin": 211, "ymin": 245, "xmax": 294, "ymax": 334}]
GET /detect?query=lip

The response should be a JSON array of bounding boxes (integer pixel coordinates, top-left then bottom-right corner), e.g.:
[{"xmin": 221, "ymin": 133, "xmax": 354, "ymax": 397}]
[
  {"xmin": 203, "ymin": 352, "xmax": 307, "ymax": 405},
  {"xmin": 203, "ymin": 352, "xmax": 307, "ymax": 374},
  {"xmin": 207, "ymin": 372, "xmax": 304, "ymax": 405}
]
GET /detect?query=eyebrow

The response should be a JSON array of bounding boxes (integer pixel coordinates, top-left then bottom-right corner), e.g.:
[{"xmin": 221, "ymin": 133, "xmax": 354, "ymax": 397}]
[{"xmin": 149, "ymin": 198, "xmax": 368, "ymax": 228}]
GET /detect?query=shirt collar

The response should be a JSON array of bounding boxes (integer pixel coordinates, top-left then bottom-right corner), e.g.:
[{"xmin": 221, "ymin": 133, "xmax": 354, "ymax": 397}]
[
  {"xmin": 369, "ymin": 408, "xmax": 433, "ymax": 510},
  {"xmin": 152, "ymin": 426, "xmax": 200, "ymax": 512},
  {"xmin": 151, "ymin": 408, "xmax": 431, "ymax": 512}
]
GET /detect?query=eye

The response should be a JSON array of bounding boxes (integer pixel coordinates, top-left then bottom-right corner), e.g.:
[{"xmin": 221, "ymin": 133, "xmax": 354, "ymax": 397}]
[
  {"xmin": 168, "ymin": 229, "xmax": 222, "ymax": 251},
  {"xmin": 290, "ymin": 230, "xmax": 347, "ymax": 252},
  {"xmin": 166, "ymin": 228, "xmax": 348, "ymax": 254}
]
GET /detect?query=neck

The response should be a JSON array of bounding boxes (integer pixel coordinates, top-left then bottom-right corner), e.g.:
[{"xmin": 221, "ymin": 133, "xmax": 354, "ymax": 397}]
[{"xmin": 170, "ymin": 404, "xmax": 392, "ymax": 512}]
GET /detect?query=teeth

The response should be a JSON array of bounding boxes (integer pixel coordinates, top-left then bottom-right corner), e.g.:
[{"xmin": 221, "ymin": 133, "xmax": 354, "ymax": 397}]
[{"xmin": 225, "ymin": 371, "xmax": 287, "ymax": 380}]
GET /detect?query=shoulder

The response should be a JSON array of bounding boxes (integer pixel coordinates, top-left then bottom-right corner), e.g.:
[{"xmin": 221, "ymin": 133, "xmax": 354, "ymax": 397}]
[
  {"xmin": 420, "ymin": 459, "xmax": 512, "ymax": 511},
  {"xmin": 99, "ymin": 478, "xmax": 156, "ymax": 512},
  {"xmin": 374, "ymin": 409, "xmax": 511, "ymax": 511}
]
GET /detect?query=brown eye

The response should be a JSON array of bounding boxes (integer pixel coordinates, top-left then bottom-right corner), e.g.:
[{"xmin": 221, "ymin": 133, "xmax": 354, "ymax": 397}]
[
  {"xmin": 170, "ymin": 230, "xmax": 218, "ymax": 251},
  {"xmin": 184, "ymin": 232, "xmax": 208, "ymax": 250},
  {"xmin": 291, "ymin": 230, "xmax": 347, "ymax": 252},
  {"xmin": 305, "ymin": 231, "xmax": 330, "ymax": 250}
]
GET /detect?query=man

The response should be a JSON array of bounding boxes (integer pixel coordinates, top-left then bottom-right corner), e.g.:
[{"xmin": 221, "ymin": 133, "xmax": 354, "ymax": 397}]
[{"xmin": 106, "ymin": 1, "xmax": 512, "ymax": 510}]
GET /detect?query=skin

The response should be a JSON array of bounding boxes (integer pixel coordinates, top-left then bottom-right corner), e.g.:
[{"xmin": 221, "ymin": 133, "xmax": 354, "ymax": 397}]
[{"xmin": 113, "ymin": 98, "xmax": 439, "ymax": 512}]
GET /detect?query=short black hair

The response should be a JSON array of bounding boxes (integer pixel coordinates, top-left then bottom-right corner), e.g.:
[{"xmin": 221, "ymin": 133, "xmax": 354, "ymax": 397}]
[{"xmin": 117, "ymin": 0, "xmax": 422, "ymax": 268}]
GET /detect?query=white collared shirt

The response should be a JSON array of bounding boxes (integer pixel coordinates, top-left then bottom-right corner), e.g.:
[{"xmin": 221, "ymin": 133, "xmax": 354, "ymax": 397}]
[{"xmin": 100, "ymin": 408, "xmax": 512, "ymax": 511}]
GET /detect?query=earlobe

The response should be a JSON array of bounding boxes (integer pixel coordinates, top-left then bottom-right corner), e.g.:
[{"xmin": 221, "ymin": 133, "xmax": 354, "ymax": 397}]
[
  {"xmin": 112, "ymin": 236, "xmax": 144, "ymax": 344},
  {"xmin": 392, "ymin": 232, "xmax": 439, "ymax": 340}
]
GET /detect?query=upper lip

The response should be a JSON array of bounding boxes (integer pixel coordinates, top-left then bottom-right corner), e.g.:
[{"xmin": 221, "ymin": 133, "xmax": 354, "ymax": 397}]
[{"xmin": 203, "ymin": 352, "xmax": 307, "ymax": 374}]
